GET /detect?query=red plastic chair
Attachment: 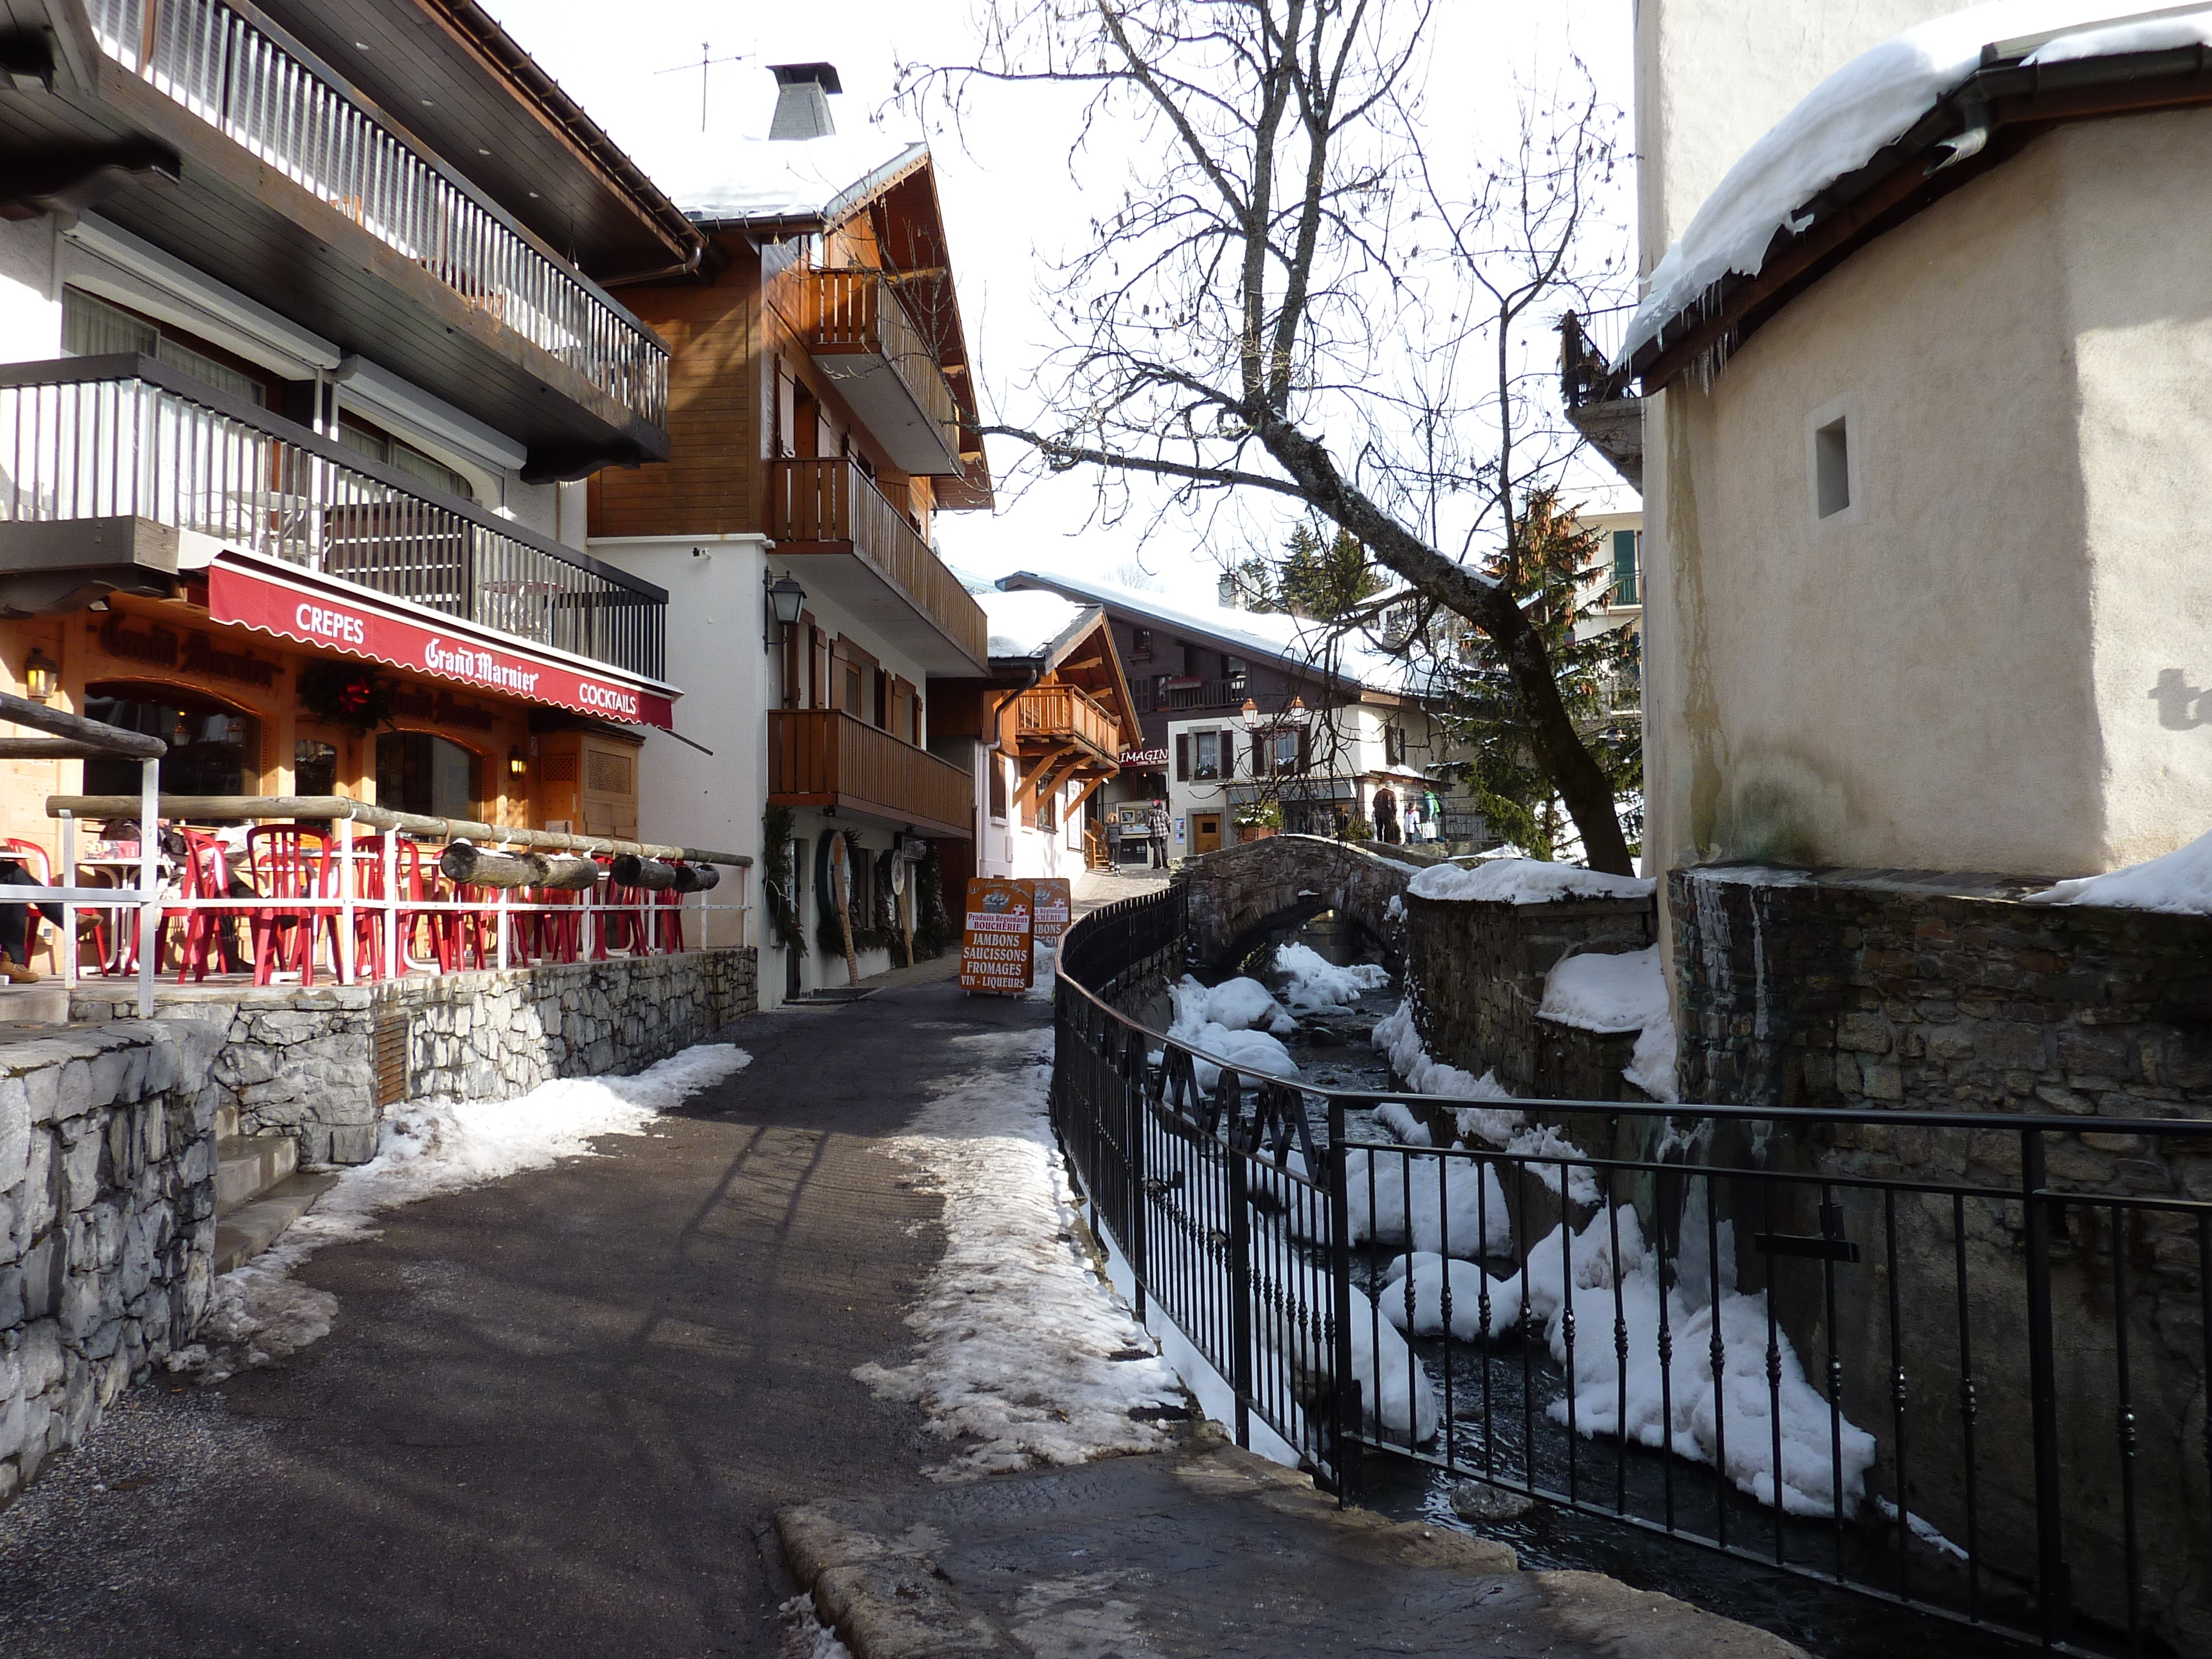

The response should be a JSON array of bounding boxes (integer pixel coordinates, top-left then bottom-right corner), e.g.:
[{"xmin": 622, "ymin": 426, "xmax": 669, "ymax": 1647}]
[
  {"xmin": 4, "ymin": 837, "xmax": 61, "ymax": 974},
  {"xmin": 247, "ymin": 825, "xmax": 335, "ymax": 987},
  {"xmin": 349, "ymin": 835, "xmax": 437, "ymax": 979}
]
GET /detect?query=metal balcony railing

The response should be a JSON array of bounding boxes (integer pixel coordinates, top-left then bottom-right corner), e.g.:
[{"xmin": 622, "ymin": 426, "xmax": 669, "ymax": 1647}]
[
  {"xmin": 768, "ymin": 457, "xmax": 988, "ymax": 668},
  {"xmin": 0, "ymin": 357, "xmax": 666, "ymax": 679},
  {"xmin": 1016, "ymin": 683, "xmax": 1119, "ymax": 759},
  {"xmin": 805, "ymin": 269, "xmax": 961, "ymax": 464},
  {"xmin": 84, "ymin": 0, "xmax": 668, "ymax": 428}
]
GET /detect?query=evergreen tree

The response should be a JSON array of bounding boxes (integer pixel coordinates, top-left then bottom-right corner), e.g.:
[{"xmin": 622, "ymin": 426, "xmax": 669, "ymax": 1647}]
[
  {"xmin": 1279, "ymin": 524, "xmax": 1389, "ymax": 622},
  {"xmin": 1437, "ymin": 488, "xmax": 1641, "ymax": 861}
]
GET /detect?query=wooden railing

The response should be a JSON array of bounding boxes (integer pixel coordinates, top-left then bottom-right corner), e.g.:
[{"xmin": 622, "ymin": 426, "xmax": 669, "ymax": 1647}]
[
  {"xmin": 768, "ymin": 710, "xmax": 972, "ymax": 837},
  {"xmin": 805, "ymin": 270, "xmax": 960, "ymax": 458},
  {"xmin": 768, "ymin": 458, "xmax": 988, "ymax": 668},
  {"xmin": 1016, "ymin": 684, "xmax": 1119, "ymax": 758}
]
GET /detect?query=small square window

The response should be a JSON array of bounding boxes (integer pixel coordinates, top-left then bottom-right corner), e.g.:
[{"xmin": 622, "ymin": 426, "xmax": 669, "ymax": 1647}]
[{"xmin": 1814, "ymin": 417, "xmax": 1851, "ymax": 518}]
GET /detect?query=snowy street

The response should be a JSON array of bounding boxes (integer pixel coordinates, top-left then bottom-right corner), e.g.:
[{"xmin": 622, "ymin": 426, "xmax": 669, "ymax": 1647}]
[{"xmin": 0, "ymin": 965, "xmax": 1051, "ymax": 1657}]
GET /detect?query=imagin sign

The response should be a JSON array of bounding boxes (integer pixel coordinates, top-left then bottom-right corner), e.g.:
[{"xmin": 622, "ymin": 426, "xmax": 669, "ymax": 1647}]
[{"xmin": 210, "ymin": 560, "xmax": 675, "ymax": 729}]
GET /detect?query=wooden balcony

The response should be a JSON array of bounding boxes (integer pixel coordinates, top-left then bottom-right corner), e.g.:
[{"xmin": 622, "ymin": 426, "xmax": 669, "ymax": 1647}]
[
  {"xmin": 803, "ymin": 271, "xmax": 964, "ymax": 475},
  {"xmin": 768, "ymin": 710, "xmax": 973, "ymax": 840},
  {"xmin": 1014, "ymin": 685, "xmax": 1120, "ymax": 765},
  {"xmin": 768, "ymin": 458, "xmax": 988, "ymax": 675}
]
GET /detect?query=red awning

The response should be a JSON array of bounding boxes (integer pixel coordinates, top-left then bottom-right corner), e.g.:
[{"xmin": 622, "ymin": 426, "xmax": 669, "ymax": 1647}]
[{"xmin": 207, "ymin": 555, "xmax": 676, "ymax": 729}]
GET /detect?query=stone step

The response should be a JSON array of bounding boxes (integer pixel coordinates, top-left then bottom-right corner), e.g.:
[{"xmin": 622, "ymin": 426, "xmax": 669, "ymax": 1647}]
[
  {"xmin": 216, "ymin": 1133, "xmax": 298, "ymax": 1215},
  {"xmin": 213, "ymin": 1170, "xmax": 340, "ymax": 1275},
  {"xmin": 0, "ymin": 980, "xmax": 70, "ymax": 1025}
]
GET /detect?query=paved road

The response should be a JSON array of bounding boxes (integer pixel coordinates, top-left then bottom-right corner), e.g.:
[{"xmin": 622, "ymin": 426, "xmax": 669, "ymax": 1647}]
[{"xmin": 0, "ymin": 964, "xmax": 1037, "ymax": 1658}]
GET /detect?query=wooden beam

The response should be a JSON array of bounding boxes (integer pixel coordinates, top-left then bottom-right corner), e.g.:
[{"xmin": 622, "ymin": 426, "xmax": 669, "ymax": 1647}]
[{"xmin": 1, "ymin": 691, "xmax": 164, "ymax": 757}]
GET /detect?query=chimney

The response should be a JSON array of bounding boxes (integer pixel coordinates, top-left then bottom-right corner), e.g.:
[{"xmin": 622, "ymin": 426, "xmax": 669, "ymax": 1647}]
[{"xmin": 768, "ymin": 62, "xmax": 841, "ymax": 140}]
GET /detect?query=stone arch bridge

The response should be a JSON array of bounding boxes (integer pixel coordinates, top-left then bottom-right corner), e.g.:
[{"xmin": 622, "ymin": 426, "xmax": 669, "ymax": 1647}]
[{"xmin": 1180, "ymin": 834, "xmax": 1421, "ymax": 971}]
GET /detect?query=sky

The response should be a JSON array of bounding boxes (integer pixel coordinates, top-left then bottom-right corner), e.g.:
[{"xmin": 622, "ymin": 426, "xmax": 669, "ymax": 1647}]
[{"xmin": 480, "ymin": 0, "xmax": 1637, "ymax": 608}]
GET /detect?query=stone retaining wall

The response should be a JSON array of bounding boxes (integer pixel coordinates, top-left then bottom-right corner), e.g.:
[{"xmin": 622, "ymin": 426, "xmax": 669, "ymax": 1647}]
[
  {"xmin": 1, "ymin": 1021, "xmax": 222, "ymax": 1506},
  {"xmin": 1182, "ymin": 835, "xmax": 1416, "ymax": 970},
  {"xmin": 1401, "ymin": 891, "xmax": 1654, "ymax": 1098},
  {"xmin": 73, "ymin": 948, "xmax": 758, "ymax": 1164}
]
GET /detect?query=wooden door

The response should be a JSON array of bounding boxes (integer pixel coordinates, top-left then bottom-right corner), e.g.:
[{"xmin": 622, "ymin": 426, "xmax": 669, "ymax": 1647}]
[{"xmin": 1193, "ymin": 813, "xmax": 1222, "ymax": 855}]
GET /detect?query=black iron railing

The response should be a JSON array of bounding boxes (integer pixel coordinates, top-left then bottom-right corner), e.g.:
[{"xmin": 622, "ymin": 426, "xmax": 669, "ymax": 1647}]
[{"xmin": 1052, "ymin": 886, "xmax": 2212, "ymax": 1657}]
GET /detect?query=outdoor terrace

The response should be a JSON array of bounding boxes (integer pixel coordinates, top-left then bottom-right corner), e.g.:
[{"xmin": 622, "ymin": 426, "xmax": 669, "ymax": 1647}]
[
  {"xmin": 802, "ymin": 269, "xmax": 963, "ymax": 477},
  {"xmin": 1014, "ymin": 683, "xmax": 1119, "ymax": 765}
]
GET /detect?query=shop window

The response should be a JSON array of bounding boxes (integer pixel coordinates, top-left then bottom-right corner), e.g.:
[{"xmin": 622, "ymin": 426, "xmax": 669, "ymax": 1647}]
[
  {"xmin": 988, "ymin": 756, "xmax": 1008, "ymax": 822},
  {"xmin": 63, "ymin": 289, "xmax": 267, "ymax": 407},
  {"xmin": 295, "ymin": 739, "xmax": 339, "ymax": 796},
  {"xmin": 338, "ymin": 414, "xmax": 476, "ymax": 503},
  {"xmin": 83, "ymin": 686, "xmax": 260, "ymax": 797},
  {"xmin": 375, "ymin": 731, "xmax": 479, "ymax": 819}
]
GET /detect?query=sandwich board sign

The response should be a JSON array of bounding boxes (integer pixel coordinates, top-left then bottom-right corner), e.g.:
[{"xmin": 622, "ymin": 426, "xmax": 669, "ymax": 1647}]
[
  {"xmin": 960, "ymin": 878, "xmax": 1034, "ymax": 993},
  {"xmin": 1028, "ymin": 878, "xmax": 1073, "ymax": 945}
]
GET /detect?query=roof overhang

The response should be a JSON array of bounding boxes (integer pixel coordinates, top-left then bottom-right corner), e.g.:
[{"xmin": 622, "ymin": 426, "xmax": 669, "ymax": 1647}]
[{"xmin": 1631, "ymin": 35, "xmax": 2212, "ymax": 395}]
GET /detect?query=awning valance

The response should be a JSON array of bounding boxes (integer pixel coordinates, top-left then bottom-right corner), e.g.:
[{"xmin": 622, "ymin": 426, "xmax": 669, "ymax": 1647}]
[{"xmin": 207, "ymin": 554, "xmax": 677, "ymax": 729}]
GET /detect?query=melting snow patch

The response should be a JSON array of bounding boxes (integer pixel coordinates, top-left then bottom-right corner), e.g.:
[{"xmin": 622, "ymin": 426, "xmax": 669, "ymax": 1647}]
[
  {"xmin": 1172, "ymin": 973, "xmax": 1297, "ymax": 1036},
  {"xmin": 1370, "ymin": 998, "xmax": 1522, "ymax": 1142},
  {"xmin": 779, "ymin": 1594, "xmax": 856, "ymax": 1658},
  {"xmin": 1271, "ymin": 942, "xmax": 1390, "ymax": 1012},
  {"xmin": 853, "ymin": 1031, "xmax": 1187, "ymax": 1480},
  {"xmin": 1407, "ymin": 859, "xmax": 1654, "ymax": 905},
  {"xmin": 2026, "ymin": 825, "xmax": 2212, "ymax": 915},
  {"xmin": 174, "ymin": 1044, "xmax": 754, "ymax": 1383},
  {"xmin": 1540, "ymin": 945, "xmax": 1680, "ymax": 1104}
]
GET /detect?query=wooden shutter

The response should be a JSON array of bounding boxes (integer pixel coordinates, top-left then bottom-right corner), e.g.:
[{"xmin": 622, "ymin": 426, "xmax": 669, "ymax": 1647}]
[
  {"xmin": 1295, "ymin": 728, "xmax": 1310, "ymax": 773},
  {"xmin": 1175, "ymin": 733, "xmax": 1189, "ymax": 782},
  {"xmin": 1250, "ymin": 732, "xmax": 1268, "ymax": 777}
]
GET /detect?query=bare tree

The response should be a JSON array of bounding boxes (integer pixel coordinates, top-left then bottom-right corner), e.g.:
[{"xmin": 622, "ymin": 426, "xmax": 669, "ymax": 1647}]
[{"xmin": 903, "ymin": 0, "xmax": 1635, "ymax": 871}]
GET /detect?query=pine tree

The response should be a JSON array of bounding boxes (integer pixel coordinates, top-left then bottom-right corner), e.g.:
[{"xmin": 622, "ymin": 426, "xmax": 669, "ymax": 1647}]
[
  {"xmin": 1438, "ymin": 488, "xmax": 1641, "ymax": 861},
  {"xmin": 1279, "ymin": 525, "xmax": 1389, "ymax": 622}
]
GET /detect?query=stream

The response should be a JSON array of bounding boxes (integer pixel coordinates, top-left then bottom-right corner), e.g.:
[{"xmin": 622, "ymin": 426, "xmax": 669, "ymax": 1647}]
[{"xmin": 1146, "ymin": 913, "xmax": 2071, "ymax": 1659}]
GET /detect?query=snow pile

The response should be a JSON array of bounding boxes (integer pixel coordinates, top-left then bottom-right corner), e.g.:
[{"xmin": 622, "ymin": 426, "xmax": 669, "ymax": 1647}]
[
  {"xmin": 853, "ymin": 1031, "xmax": 1187, "ymax": 1479},
  {"xmin": 779, "ymin": 1595, "xmax": 856, "ymax": 1659},
  {"xmin": 1379, "ymin": 1251, "xmax": 1522, "ymax": 1342},
  {"xmin": 1539, "ymin": 945, "xmax": 1681, "ymax": 1104},
  {"xmin": 1371, "ymin": 1101, "xmax": 1432, "ymax": 1145},
  {"xmin": 1270, "ymin": 942, "xmax": 1390, "ymax": 1012},
  {"xmin": 1625, "ymin": 1, "xmax": 2172, "ymax": 363},
  {"xmin": 1502, "ymin": 1125, "xmax": 1606, "ymax": 1209},
  {"xmin": 1173, "ymin": 973, "xmax": 1297, "ymax": 1036},
  {"xmin": 2025, "ymin": 7, "xmax": 2212, "ymax": 64},
  {"xmin": 1346, "ymin": 1149, "xmax": 1512, "ymax": 1257},
  {"xmin": 1519, "ymin": 1207, "xmax": 1877, "ymax": 1515},
  {"xmin": 1371, "ymin": 998, "xmax": 1523, "ymax": 1143},
  {"xmin": 2025, "ymin": 826, "xmax": 2212, "ymax": 915},
  {"xmin": 171, "ymin": 1045, "xmax": 754, "ymax": 1382},
  {"xmin": 1330, "ymin": 1290, "xmax": 1442, "ymax": 1443},
  {"xmin": 1407, "ymin": 859, "xmax": 1654, "ymax": 905}
]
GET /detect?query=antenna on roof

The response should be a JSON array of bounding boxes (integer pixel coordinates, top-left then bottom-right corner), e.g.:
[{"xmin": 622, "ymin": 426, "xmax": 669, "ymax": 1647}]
[{"xmin": 655, "ymin": 42, "xmax": 749, "ymax": 132}]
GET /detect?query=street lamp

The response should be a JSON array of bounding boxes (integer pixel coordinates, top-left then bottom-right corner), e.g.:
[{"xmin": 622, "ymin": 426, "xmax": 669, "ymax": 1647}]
[
  {"xmin": 766, "ymin": 572, "xmax": 807, "ymax": 634},
  {"xmin": 1238, "ymin": 696, "xmax": 1262, "ymax": 729}
]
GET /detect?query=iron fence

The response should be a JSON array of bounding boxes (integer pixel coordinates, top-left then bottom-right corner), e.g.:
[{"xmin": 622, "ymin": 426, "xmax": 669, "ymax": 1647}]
[{"xmin": 1051, "ymin": 885, "xmax": 2212, "ymax": 1657}]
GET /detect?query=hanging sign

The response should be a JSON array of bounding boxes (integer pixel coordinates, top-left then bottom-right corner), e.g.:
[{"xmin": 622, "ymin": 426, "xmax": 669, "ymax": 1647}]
[
  {"xmin": 1028, "ymin": 877, "xmax": 1072, "ymax": 945},
  {"xmin": 959, "ymin": 877, "xmax": 1034, "ymax": 994}
]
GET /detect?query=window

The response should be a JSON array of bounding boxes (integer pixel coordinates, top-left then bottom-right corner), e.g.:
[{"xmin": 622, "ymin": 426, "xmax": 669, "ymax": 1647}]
[
  {"xmin": 1612, "ymin": 529, "xmax": 1640, "ymax": 606},
  {"xmin": 375, "ymin": 732, "xmax": 479, "ymax": 819},
  {"xmin": 295, "ymin": 738, "xmax": 338, "ymax": 796},
  {"xmin": 1131, "ymin": 628, "xmax": 1153, "ymax": 660},
  {"xmin": 338, "ymin": 415, "xmax": 477, "ymax": 504},
  {"xmin": 1225, "ymin": 657, "xmax": 1248, "ymax": 694},
  {"xmin": 1191, "ymin": 730, "xmax": 1224, "ymax": 780},
  {"xmin": 1272, "ymin": 729, "xmax": 1301, "ymax": 775},
  {"xmin": 64, "ymin": 288, "xmax": 267, "ymax": 406},
  {"xmin": 83, "ymin": 687, "xmax": 260, "ymax": 797},
  {"xmin": 989, "ymin": 755, "xmax": 1008, "ymax": 821},
  {"xmin": 1814, "ymin": 415, "xmax": 1851, "ymax": 518}
]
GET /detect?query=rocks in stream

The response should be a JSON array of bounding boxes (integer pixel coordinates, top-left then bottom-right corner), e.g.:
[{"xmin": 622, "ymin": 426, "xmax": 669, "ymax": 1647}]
[{"xmin": 1450, "ymin": 1480, "xmax": 1538, "ymax": 1523}]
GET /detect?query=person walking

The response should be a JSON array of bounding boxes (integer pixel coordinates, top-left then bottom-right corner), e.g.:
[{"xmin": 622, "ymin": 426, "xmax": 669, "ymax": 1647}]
[
  {"xmin": 1372, "ymin": 787, "xmax": 1396, "ymax": 844},
  {"xmin": 1104, "ymin": 815, "xmax": 1124, "ymax": 868}
]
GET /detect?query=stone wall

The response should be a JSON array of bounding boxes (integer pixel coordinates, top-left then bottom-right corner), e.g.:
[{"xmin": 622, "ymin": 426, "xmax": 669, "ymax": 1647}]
[
  {"xmin": 1672, "ymin": 865, "xmax": 2212, "ymax": 1647},
  {"xmin": 1401, "ymin": 891, "xmax": 1654, "ymax": 1098},
  {"xmin": 73, "ymin": 948, "xmax": 757, "ymax": 1164},
  {"xmin": 1182, "ymin": 834, "xmax": 1416, "ymax": 971},
  {"xmin": 1, "ymin": 1021, "xmax": 222, "ymax": 1506}
]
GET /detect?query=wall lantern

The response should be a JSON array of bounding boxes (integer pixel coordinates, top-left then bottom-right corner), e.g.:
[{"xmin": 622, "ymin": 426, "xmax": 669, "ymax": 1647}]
[
  {"xmin": 767, "ymin": 572, "xmax": 807, "ymax": 631},
  {"xmin": 508, "ymin": 745, "xmax": 528, "ymax": 778},
  {"xmin": 21, "ymin": 648, "xmax": 59, "ymax": 704},
  {"xmin": 1238, "ymin": 696, "xmax": 1263, "ymax": 729}
]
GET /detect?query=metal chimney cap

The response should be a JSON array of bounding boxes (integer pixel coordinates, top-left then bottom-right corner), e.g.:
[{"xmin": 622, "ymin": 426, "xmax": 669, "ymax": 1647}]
[{"xmin": 769, "ymin": 62, "xmax": 843, "ymax": 94}]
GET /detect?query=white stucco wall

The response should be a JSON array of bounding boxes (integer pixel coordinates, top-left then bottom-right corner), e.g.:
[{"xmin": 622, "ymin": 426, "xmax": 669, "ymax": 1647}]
[
  {"xmin": 1644, "ymin": 112, "xmax": 2212, "ymax": 880},
  {"xmin": 0, "ymin": 218, "xmax": 62, "ymax": 365}
]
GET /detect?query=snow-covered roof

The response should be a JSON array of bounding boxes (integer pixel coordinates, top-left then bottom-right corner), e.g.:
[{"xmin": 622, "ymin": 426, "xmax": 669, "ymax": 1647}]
[
  {"xmin": 1624, "ymin": 2, "xmax": 2212, "ymax": 366},
  {"xmin": 652, "ymin": 133, "xmax": 928, "ymax": 226},
  {"xmin": 980, "ymin": 589, "xmax": 1089, "ymax": 660},
  {"xmin": 998, "ymin": 571, "xmax": 1419, "ymax": 696}
]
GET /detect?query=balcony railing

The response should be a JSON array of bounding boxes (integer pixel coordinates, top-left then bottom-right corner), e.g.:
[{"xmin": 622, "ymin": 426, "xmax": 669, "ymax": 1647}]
[
  {"xmin": 768, "ymin": 457, "xmax": 987, "ymax": 668},
  {"xmin": 0, "ymin": 357, "xmax": 666, "ymax": 679},
  {"xmin": 84, "ymin": 0, "xmax": 668, "ymax": 428},
  {"xmin": 804, "ymin": 270, "xmax": 961, "ymax": 472},
  {"xmin": 768, "ymin": 709, "xmax": 971, "ymax": 839},
  {"xmin": 1015, "ymin": 684, "xmax": 1119, "ymax": 760}
]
